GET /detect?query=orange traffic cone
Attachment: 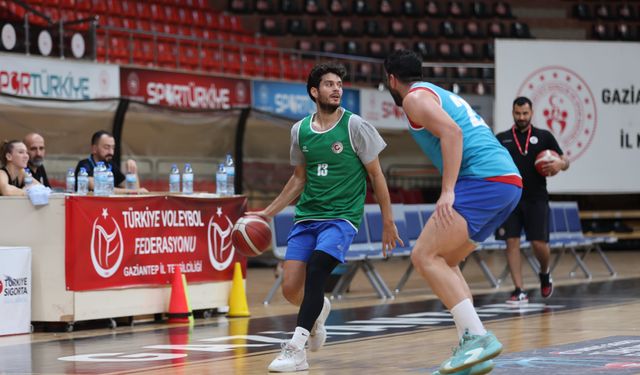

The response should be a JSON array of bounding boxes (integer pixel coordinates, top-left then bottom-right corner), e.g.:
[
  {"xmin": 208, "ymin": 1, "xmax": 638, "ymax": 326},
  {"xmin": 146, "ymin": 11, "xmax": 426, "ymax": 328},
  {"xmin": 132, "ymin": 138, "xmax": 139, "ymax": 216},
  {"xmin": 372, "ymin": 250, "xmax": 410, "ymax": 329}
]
[
  {"xmin": 167, "ymin": 268, "xmax": 193, "ymax": 324},
  {"xmin": 227, "ymin": 262, "xmax": 250, "ymax": 317}
]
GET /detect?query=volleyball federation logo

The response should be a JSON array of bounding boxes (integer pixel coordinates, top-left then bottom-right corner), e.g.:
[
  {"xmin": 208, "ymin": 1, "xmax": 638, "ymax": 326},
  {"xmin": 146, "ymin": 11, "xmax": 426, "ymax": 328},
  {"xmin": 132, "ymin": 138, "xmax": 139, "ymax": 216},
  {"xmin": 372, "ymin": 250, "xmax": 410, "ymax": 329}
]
[
  {"xmin": 517, "ymin": 66, "xmax": 597, "ymax": 162},
  {"xmin": 91, "ymin": 209, "xmax": 124, "ymax": 278},
  {"xmin": 207, "ymin": 207, "xmax": 235, "ymax": 271},
  {"xmin": 331, "ymin": 141, "xmax": 344, "ymax": 154}
]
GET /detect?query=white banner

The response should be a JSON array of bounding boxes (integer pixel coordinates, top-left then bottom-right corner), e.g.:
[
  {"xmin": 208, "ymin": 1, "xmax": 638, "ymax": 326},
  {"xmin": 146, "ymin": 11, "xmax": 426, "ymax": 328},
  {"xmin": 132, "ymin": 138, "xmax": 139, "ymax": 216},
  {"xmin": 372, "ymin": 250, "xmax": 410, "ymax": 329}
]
[
  {"xmin": 0, "ymin": 247, "xmax": 31, "ymax": 336},
  {"xmin": 0, "ymin": 53, "xmax": 119, "ymax": 101},
  {"xmin": 360, "ymin": 88, "xmax": 408, "ymax": 130},
  {"xmin": 495, "ymin": 39, "xmax": 640, "ymax": 193}
]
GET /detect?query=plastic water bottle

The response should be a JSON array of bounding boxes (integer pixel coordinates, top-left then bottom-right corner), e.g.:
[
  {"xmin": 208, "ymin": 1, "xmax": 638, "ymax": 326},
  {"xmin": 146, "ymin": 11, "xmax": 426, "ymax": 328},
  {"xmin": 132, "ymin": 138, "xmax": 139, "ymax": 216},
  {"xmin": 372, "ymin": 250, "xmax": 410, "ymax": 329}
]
[
  {"xmin": 169, "ymin": 164, "xmax": 180, "ymax": 193},
  {"xmin": 77, "ymin": 167, "xmax": 89, "ymax": 195},
  {"xmin": 216, "ymin": 163, "xmax": 227, "ymax": 196},
  {"xmin": 106, "ymin": 165, "xmax": 114, "ymax": 195},
  {"xmin": 94, "ymin": 161, "xmax": 106, "ymax": 196},
  {"xmin": 225, "ymin": 153, "xmax": 235, "ymax": 195},
  {"xmin": 125, "ymin": 173, "xmax": 137, "ymax": 191},
  {"xmin": 65, "ymin": 168, "xmax": 75, "ymax": 193},
  {"xmin": 24, "ymin": 168, "xmax": 33, "ymax": 188},
  {"xmin": 182, "ymin": 163, "xmax": 194, "ymax": 194}
]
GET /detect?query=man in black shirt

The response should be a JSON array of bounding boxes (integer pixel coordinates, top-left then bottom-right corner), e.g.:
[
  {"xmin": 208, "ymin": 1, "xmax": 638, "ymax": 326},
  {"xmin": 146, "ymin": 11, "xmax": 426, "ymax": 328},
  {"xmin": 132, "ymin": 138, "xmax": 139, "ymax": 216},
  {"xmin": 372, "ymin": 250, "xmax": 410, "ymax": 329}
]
[
  {"xmin": 24, "ymin": 133, "xmax": 50, "ymax": 187},
  {"xmin": 496, "ymin": 97, "xmax": 569, "ymax": 303},
  {"xmin": 74, "ymin": 130, "xmax": 146, "ymax": 194}
]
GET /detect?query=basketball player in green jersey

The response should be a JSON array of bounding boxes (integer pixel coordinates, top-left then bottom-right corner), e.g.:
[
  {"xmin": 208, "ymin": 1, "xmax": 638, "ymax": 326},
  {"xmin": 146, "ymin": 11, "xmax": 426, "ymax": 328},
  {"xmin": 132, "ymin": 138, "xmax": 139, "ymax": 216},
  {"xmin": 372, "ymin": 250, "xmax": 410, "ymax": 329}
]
[{"xmin": 254, "ymin": 62, "xmax": 403, "ymax": 372}]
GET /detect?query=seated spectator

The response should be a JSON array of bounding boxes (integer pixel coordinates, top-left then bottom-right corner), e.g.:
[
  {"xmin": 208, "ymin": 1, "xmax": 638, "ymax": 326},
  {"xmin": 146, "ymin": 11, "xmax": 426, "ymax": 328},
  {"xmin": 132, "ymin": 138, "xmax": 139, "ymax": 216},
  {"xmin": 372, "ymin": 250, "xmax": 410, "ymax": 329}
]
[
  {"xmin": 74, "ymin": 130, "xmax": 146, "ymax": 194},
  {"xmin": 0, "ymin": 140, "xmax": 33, "ymax": 196},
  {"xmin": 23, "ymin": 133, "xmax": 50, "ymax": 187},
  {"xmin": 390, "ymin": 19, "xmax": 410, "ymax": 37},
  {"xmin": 339, "ymin": 19, "xmax": 361, "ymax": 36},
  {"xmin": 402, "ymin": 0, "xmax": 419, "ymax": 17}
]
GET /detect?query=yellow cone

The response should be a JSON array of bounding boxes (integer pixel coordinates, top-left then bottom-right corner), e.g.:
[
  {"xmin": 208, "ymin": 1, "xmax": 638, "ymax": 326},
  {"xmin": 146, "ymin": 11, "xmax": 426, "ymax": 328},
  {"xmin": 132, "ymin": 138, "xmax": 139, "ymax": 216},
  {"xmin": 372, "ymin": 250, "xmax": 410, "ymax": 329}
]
[{"xmin": 228, "ymin": 262, "xmax": 250, "ymax": 317}]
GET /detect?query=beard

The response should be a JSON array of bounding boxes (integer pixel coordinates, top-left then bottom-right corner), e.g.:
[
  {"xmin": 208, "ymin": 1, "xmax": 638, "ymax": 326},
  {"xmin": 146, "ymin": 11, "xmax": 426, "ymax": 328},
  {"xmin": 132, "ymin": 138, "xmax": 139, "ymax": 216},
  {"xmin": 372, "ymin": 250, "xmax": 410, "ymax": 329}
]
[
  {"xmin": 515, "ymin": 120, "xmax": 531, "ymax": 130},
  {"xmin": 318, "ymin": 99, "xmax": 340, "ymax": 114},
  {"xmin": 30, "ymin": 158, "xmax": 44, "ymax": 168},
  {"xmin": 389, "ymin": 88, "xmax": 403, "ymax": 107},
  {"xmin": 102, "ymin": 154, "xmax": 113, "ymax": 162}
]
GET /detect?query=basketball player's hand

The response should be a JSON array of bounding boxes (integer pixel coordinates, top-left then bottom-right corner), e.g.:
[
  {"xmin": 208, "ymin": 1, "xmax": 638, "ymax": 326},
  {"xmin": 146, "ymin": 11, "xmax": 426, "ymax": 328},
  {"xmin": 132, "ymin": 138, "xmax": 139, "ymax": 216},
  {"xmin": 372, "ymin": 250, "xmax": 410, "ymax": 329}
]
[
  {"xmin": 435, "ymin": 190, "xmax": 455, "ymax": 228},
  {"xmin": 246, "ymin": 210, "xmax": 272, "ymax": 222},
  {"xmin": 382, "ymin": 221, "xmax": 404, "ymax": 257}
]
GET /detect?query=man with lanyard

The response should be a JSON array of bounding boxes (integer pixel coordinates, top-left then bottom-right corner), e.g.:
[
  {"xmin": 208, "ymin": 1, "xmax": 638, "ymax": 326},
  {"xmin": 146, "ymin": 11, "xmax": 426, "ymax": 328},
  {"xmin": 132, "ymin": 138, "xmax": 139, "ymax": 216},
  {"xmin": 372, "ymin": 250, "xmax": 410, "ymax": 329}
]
[
  {"xmin": 496, "ymin": 96, "xmax": 570, "ymax": 303},
  {"xmin": 74, "ymin": 130, "xmax": 146, "ymax": 194}
]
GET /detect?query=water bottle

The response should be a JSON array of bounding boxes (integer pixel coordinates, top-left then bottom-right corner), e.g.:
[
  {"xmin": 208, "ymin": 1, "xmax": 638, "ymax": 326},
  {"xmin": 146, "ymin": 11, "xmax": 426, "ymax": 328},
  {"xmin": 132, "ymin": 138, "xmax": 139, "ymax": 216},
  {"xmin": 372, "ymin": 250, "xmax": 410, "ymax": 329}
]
[
  {"xmin": 94, "ymin": 161, "xmax": 105, "ymax": 196},
  {"xmin": 65, "ymin": 168, "xmax": 75, "ymax": 193},
  {"xmin": 106, "ymin": 165, "xmax": 114, "ymax": 195},
  {"xmin": 169, "ymin": 164, "xmax": 180, "ymax": 193},
  {"xmin": 24, "ymin": 168, "xmax": 33, "ymax": 188},
  {"xmin": 216, "ymin": 163, "xmax": 227, "ymax": 196},
  {"xmin": 77, "ymin": 167, "xmax": 89, "ymax": 195},
  {"xmin": 182, "ymin": 163, "xmax": 194, "ymax": 194},
  {"xmin": 225, "ymin": 153, "xmax": 235, "ymax": 195},
  {"xmin": 125, "ymin": 173, "xmax": 137, "ymax": 191}
]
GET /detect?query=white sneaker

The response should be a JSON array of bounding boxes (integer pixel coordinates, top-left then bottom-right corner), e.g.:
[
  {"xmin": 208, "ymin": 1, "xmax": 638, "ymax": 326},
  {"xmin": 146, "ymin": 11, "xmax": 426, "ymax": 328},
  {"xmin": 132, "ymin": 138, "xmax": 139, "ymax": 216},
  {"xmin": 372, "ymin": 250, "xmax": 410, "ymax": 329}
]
[
  {"xmin": 268, "ymin": 343, "xmax": 309, "ymax": 372},
  {"xmin": 308, "ymin": 296, "xmax": 331, "ymax": 352}
]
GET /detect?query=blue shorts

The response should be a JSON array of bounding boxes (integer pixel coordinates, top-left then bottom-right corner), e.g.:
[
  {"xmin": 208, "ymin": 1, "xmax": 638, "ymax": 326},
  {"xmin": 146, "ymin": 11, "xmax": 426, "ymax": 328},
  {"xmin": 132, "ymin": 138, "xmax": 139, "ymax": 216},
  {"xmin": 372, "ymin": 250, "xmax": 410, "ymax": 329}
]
[
  {"xmin": 285, "ymin": 219, "xmax": 357, "ymax": 263},
  {"xmin": 453, "ymin": 178, "xmax": 522, "ymax": 242}
]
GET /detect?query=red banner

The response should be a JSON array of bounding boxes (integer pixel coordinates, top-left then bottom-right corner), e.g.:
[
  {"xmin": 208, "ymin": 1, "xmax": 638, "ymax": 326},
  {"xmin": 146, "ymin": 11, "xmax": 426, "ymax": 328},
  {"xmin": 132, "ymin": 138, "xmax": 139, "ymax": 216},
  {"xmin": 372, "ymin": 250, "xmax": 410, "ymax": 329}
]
[
  {"xmin": 65, "ymin": 195, "xmax": 248, "ymax": 291},
  {"xmin": 120, "ymin": 67, "xmax": 251, "ymax": 110}
]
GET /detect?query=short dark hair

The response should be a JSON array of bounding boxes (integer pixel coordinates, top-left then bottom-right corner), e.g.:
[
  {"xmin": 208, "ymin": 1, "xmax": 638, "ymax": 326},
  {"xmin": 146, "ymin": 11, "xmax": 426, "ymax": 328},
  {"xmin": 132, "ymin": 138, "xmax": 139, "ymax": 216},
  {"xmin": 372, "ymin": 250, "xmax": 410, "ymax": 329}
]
[
  {"xmin": 1, "ymin": 140, "xmax": 22, "ymax": 166},
  {"xmin": 513, "ymin": 96, "xmax": 532, "ymax": 108},
  {"xmin": 384, "ymin": 49, "xmax": 423, "ymax": 83},
  {"xmin": 306, "ymin": 62, "xmax": 347, "ymax": 101},
  {"xmin": 91, "ymin": 130, "xmax": 113, "ymax": 145}
]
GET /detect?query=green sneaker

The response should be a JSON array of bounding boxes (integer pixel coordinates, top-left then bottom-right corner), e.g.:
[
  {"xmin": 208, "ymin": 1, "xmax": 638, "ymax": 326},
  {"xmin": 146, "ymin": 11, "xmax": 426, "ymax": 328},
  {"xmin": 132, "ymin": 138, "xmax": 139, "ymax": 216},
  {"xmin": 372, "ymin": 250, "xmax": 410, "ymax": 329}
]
[
  {"xmin": 438, "ymin": 331, "xmax": 502, "ymax": 374},
  {"xmin": 432, "ymin": 360, "xmax": 494, "ymax": 375}
]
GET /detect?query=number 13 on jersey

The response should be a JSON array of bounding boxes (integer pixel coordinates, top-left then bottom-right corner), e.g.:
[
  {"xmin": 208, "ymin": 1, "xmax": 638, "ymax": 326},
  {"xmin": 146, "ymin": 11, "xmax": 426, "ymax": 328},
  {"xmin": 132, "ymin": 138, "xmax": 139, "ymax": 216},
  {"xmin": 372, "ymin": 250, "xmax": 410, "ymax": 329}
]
[{"xmin": 317, "ymin": 163, "xmax": 328, "ymax": 176}]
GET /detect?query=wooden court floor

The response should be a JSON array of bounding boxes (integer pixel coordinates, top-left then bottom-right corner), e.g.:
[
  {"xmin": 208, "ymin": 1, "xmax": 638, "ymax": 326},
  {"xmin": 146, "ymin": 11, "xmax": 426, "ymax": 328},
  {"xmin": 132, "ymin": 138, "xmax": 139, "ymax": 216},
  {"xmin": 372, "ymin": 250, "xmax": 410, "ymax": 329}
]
[{"xmin": 1, "ymin": 249, "xmax": 639, "ymax": 374}]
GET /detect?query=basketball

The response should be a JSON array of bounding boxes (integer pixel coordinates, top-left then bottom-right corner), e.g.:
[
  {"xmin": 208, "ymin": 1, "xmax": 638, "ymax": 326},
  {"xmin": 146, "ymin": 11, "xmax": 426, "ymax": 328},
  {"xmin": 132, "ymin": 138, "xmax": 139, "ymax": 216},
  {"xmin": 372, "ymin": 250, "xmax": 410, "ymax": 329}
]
[
  {"xmin": 231, "ymin": 215, "xmax": 272, "ymax": 257},
  {"xmin": 535, "ymin": 149, "xmax": 561, "ymax": 176}
]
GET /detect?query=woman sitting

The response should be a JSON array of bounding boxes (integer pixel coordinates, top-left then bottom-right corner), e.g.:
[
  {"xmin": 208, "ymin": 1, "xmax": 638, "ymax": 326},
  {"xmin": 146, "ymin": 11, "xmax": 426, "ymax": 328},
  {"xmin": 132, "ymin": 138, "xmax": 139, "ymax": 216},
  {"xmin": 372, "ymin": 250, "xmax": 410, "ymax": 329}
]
[{"xmin": 0, "ymin": 140, "xmax": 34, "ymax": 196}]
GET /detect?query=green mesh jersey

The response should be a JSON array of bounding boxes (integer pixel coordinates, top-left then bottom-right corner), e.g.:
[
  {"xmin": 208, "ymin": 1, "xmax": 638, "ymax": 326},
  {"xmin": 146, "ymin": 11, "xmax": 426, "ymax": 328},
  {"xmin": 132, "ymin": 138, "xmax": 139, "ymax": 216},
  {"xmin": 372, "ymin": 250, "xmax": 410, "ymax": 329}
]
[{"xmin": 294, "ymin": 109, "xmax": 369, "ymax": 228}]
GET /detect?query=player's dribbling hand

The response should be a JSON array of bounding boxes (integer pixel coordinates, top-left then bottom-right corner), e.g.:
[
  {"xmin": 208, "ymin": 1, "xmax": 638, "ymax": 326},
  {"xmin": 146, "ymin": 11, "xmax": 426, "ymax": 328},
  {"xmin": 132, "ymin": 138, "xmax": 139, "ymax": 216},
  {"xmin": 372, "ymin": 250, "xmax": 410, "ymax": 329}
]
[
  {"xmin": 434, "ymin": 190, "xmax": 455, "ymax": 228},
  {"xmin": 245, "ymin": 210, "xmax": 272, "ymax": 222}
]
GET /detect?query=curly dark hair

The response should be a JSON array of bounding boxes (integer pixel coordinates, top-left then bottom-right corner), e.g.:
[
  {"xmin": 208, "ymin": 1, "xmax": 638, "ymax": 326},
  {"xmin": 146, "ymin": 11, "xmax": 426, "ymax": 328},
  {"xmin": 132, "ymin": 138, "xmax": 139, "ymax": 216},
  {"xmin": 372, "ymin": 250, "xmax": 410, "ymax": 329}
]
[{"xmin": 306, "ymin": 62, "xmax": 347, "ymax": 101}]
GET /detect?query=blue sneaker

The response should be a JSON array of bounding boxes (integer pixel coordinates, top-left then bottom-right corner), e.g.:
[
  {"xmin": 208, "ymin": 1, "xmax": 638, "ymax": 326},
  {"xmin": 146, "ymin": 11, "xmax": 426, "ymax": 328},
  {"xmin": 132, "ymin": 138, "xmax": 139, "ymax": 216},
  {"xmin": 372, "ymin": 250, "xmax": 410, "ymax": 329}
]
[
  {"xmin": 432, "ymin": 360, "xmax": 494, "ymax": 375},
  {"xmin": 438, "ymin": 331, "xmax": 502, "ymax": 374}
]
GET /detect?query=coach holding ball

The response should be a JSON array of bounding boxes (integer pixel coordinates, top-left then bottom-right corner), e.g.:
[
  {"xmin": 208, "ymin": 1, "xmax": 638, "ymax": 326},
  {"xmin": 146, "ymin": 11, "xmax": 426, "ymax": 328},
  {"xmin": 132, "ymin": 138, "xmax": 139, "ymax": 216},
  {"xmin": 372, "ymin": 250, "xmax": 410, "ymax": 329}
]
[{"xmin": 496, "ymin": 96, "xmax": 570, "ymax": 304}]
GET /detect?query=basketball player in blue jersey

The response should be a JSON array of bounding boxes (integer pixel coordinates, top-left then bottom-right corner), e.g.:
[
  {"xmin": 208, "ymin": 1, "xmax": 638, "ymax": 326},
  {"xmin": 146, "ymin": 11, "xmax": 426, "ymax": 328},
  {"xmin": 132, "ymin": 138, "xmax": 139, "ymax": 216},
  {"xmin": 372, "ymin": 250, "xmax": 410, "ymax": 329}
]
[{"xmin": 384, "ymin": 49, "xmax": 522, "ymax": 375}]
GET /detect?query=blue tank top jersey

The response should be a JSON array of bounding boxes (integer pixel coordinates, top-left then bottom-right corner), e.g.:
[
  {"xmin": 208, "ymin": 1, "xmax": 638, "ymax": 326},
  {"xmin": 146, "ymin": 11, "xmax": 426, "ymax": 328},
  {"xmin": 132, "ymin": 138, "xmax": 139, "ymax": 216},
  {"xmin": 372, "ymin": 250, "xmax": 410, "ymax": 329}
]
[{"xmin": 407, "ymin": 82, "xmax": 521, "ymax": 184}]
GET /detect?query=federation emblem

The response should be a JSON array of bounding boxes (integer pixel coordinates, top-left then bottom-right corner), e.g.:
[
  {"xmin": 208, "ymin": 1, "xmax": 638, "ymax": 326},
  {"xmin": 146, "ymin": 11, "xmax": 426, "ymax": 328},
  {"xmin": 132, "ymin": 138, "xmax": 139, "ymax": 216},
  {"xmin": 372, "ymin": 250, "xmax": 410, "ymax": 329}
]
[
  {"xmin": 91, "ymin": 208, "xmax": 124, "ymax": 278},
  {"xmin": 518, "ymin": 66, "xmax": 597, "ymax": 162},
  {"xmin": 126, "ymin": 72, "xmax": 140, "ymax": 95},
  {"xmin": 207, "ymin": 207, "xmax": 235, "ymax": 271},
  {"xmin": 331, "ymin": 141, "xmax": 344, "ymax": 154}
]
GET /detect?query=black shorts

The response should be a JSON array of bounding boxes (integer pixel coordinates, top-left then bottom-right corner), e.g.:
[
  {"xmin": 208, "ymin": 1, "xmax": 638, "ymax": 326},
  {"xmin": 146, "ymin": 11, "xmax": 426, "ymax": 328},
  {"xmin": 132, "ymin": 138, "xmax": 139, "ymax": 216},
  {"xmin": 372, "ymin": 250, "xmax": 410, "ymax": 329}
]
[{"xmin": 495, "ymin": 199, "xmax": 550, "ymax": 242}]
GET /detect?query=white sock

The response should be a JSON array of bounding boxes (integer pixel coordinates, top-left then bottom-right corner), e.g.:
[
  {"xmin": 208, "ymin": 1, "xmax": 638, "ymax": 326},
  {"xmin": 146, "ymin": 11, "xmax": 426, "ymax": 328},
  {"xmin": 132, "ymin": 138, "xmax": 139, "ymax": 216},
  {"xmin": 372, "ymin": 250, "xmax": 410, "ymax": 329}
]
[
  {"xmin": 450, "ymin": 299, "xmax": 487, "ymax": 339},
  {"xmin": 289, "ymin": 326, "xmax": 310, "ymax": 350}
]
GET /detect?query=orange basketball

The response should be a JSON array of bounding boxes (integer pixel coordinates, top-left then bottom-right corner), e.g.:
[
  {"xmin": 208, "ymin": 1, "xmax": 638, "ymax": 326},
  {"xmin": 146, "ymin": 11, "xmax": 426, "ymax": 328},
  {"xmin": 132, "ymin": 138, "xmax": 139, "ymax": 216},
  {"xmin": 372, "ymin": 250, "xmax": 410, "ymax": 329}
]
[
  {"xmin": 231, "ymin": 215, "xmax": 272, "ymax": 257},
  {"xmin": 535, "ymin": 149, "xmax": 560, "ymax": 176}
]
